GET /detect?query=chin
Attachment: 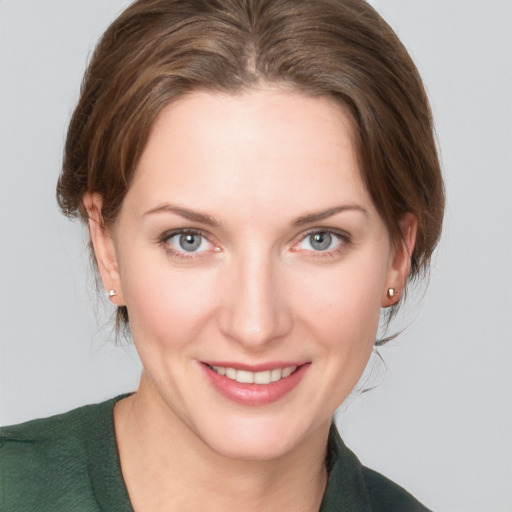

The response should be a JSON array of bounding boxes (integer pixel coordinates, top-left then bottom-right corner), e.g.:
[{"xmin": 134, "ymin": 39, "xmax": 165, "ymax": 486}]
[{"xmin": 192, "ymin": 412, "xmax": 323, "ymax": 462}]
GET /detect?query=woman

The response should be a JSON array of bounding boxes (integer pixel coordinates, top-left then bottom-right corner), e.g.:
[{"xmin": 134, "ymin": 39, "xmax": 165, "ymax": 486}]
[{"xmin": 0, "ymin": 0, "xmax": 444, "ymax": 510}]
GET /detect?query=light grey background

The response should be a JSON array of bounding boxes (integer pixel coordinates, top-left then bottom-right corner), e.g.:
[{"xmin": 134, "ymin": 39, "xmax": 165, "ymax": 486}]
[{"xmin": 1, "ymin": 1, "xmax": 511, "ymax": 511}]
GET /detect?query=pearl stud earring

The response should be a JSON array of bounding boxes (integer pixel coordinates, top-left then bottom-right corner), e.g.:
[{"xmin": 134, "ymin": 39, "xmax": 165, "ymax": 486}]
[
  {"xmin": 108, "ymin": 289, "xmax": 117, "ymax": 298},
  {"xmin": 387, "ymin": 288, "xmax": 395, "ymax": 299}
]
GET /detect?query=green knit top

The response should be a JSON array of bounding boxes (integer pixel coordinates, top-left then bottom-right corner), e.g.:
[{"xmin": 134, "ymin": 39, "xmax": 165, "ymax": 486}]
[{"xmin": 0, "ymin": 395, "xmax": 430, "ymax": 511}]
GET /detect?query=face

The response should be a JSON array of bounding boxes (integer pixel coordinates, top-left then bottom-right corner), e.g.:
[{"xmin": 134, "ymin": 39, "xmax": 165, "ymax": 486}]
[{"xmin": 90, "ymin": 88, "xmax": 413, "ymax": 460}]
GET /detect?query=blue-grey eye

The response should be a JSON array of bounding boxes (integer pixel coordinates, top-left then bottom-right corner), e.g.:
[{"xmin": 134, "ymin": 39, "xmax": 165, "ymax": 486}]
[
  {"xmin": 296, "ymin": 230, "xmax": 343, "ymax": 253},
  {"xmin": 166, "ymin": 231, "xmax": 210, "ymax": 254},
  {"xmin": 179, "ymin": 233, "xmax": 202, "ymax": 251},
  {"xmin": 309, "ymin": 232, "xmax": 333, "ymax": 251}
]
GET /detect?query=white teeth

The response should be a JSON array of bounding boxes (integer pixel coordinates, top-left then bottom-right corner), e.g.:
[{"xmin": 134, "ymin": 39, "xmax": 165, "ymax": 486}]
[
  {"xmin": 225, "ymin": 367, "xmax": 237, "ymax": 379},
  {"xmin": 213, "ymin": 365, "xmax": 226, "ymax": 376},
  {"xmin": 254, "ymin": 370, "xmax": 271, "ymax": 385},
  {"xmin": 236, "ymin": 370, "xmax": 254, "ymax": 384},
  {"xmin": 281, "ymin": 367, "xmax": 293, "ymax": 378},
  {"xmin": 270, "ymin": 369, "xmax": 282, "ymax": 382},
  {"xmin": 211, "ymin": 365, "xmax": 297, "ymax": 384}
]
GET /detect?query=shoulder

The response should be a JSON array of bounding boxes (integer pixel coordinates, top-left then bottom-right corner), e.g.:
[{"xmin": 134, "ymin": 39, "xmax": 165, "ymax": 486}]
[
  {"xmin": 0, "ymin": 397, "xmax": 119, "ymax": 460},
  {"xmin": 1, "ymin": 398, "xmax": 112, "ymax": 440},
  {"xmin": 1, "ymin": 401, "xmax": 103, "ymax": 472},
  {"xmin": 0, "ymin": 396, "xmax": 127, "ymax": 512},
  {"xmin": 361, "ymin": 466, "xmax": 432, "ymax": 512},
  {"xmin": 322, "ymin": 425, "xmax": 431, "ymax": 512}
]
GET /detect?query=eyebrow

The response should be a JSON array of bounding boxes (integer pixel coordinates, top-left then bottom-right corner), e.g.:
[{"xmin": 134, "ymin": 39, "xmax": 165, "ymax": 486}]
[
  {"xmin": 144, "ymin": 202, "xmax": 367, "ymax": 227},
  {"xmin": 292, "ymin": 205, "xmax": 368, "ymax": 226},
  {"xmin": 143, "ymin": 203, "xmax": 220, "ymax": 226}
]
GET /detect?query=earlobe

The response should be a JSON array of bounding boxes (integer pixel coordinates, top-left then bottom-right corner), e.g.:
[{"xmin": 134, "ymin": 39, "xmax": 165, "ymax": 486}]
[
  {"xmin": 83, "ymin": 192, "xmax": 125, "ymax": 305},
  {"xmin": 382, "ymin": 213, "xmax": 418, "ymax": 307}
]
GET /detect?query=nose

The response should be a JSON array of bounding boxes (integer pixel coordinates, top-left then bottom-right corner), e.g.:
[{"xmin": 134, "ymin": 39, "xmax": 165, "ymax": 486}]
[{"xmin": 217, "ymin": 249, "xmax": 293, "ymax": 350}]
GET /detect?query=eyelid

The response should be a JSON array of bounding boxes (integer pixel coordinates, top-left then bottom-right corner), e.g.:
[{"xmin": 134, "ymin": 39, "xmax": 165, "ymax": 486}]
[
  {"xmin": 298, "ymin": 227, "xmax": 351, "ymax": 243},
  {"xmin": 158, "ymin": 228, "xmax": 219, "ymax": 260},
  {"xmin": 291, "ymin": 227, "xmax": 352, "ymax": 254}
]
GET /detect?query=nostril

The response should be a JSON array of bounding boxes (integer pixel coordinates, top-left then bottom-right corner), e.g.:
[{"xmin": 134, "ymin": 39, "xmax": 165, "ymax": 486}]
[{"xmin": 216, "ymin": 272, "xmax": 293, "ymax": 348}]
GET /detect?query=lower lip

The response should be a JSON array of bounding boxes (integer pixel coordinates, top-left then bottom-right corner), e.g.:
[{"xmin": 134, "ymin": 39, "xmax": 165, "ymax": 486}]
[{"xmin": 201, "ymin": 363, "xmax": 310, "ymax": 406}]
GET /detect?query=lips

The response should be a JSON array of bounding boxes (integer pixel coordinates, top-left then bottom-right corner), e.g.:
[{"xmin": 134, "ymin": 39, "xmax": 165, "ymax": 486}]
[{"xmin": 201, "ymin": 362, "xmax": 309, "ymax": 406}]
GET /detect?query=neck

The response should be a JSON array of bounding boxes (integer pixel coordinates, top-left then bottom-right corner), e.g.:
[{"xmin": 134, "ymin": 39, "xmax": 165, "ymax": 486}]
[{"xmin": 114, "ymin": 372, "xmax": 329, "ymax": 512}]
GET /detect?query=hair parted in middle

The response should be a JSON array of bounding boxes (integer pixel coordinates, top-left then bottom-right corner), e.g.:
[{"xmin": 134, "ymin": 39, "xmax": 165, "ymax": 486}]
[{"xmin": 57, "ymin": 0, "xmax": 444, "ymax": 328}]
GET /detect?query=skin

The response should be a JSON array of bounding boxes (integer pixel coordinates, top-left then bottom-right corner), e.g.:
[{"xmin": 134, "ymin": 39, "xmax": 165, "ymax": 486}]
[{"xmin": 85, "ymin": 87, "xmax": 416, "ymax": 512}]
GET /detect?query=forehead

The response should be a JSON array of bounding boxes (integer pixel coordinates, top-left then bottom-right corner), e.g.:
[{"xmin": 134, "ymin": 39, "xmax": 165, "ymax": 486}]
[{"xmin": 124, "ymin": 87, "xmax": 374, "ymax": 220}]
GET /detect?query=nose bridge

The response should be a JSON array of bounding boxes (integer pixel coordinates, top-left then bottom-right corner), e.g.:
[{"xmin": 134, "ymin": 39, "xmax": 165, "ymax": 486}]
[{"xmin": 218, "ymin": 245, "xmax": 291, "ymax": 348}]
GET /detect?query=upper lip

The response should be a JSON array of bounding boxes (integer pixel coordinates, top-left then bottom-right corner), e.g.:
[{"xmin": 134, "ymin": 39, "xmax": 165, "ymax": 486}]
[{"xmin": 201, "ymin": 361, "xmax": 308, "ymax": 372}]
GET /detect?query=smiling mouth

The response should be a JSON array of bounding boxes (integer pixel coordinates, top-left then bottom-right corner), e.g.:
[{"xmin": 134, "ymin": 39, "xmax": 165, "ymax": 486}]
[{"xmin": 205, "ymin": 364, "xmax": 298, "ymax": 385}]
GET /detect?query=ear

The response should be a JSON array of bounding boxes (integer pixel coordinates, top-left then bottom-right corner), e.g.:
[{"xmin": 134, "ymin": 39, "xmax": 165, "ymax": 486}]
[
  {"xmin": 382, "ymin": 213, "xmax": 417, "ymax": 307},
  {"xmin": 83, "ymin": 192, "xmax": 125, "ymax": 306}
]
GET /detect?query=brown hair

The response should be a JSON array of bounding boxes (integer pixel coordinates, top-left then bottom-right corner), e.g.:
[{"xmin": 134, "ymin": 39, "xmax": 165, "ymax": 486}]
[{"xmin": 57, "ymin": 0, "xmax": 444, "ymax": 329}]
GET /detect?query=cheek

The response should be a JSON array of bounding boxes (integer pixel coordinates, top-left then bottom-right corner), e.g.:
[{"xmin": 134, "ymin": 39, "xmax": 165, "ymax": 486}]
[
  {"xmin": 119, "ymin": 253, "xmax": 220, "ymax": 350},
  {"xmin": 290, "ymin": 254, "xmax": 387, "ymax": 354},
  {"xmin": 297, "ymin": 261, "xmax": 384, "ymax": 316}
]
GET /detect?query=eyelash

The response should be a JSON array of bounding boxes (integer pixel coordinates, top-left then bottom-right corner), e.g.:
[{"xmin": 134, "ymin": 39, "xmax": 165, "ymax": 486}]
[
  {"xmin": 158, "ymin": 228, "xmax": 351, "ymax": 262},
  {"xmin": 292, "ymin": 228, "xmax": 351, "ymax": 258},
  {"xmin": 158, "ymin": 229, "xmax": 216, "ymax": 261}
]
